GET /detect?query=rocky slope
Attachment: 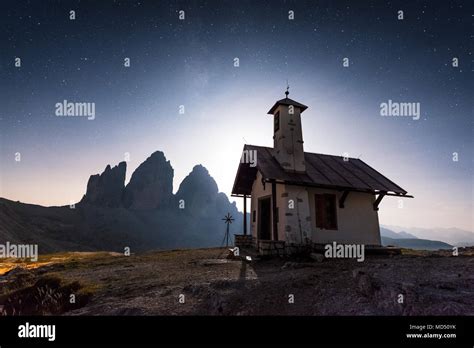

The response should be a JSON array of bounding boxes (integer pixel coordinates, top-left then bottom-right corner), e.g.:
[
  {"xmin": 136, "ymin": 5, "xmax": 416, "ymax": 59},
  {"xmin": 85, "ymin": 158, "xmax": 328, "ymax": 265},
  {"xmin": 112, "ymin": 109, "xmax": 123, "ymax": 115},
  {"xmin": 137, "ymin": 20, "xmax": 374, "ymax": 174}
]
[{"xmin": 1, "ymin": 247, "xmax": 473, "ymax": 316}]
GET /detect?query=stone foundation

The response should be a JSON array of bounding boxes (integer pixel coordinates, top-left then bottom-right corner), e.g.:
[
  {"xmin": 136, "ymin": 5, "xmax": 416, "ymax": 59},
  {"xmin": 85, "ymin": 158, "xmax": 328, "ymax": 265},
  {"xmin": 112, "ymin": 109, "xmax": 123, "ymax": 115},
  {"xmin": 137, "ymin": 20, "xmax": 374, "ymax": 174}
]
[
  {"xmin": 258, "ymin": 240, "xmax": 286, "ymax": 256},
  {"xmin": 256, "ymin": 240, "xmax": 315, "ymax": 256},
  {"xmin": 238, "ymin": 239, "xmax": 398, "ymax": 257},
  {"xmin": 234, "ymin": 234, "xmax": 254, "ymax": 248},
  {"xmin": 285, "ymin": 243, "xmax": 312, "ymax": 254}
]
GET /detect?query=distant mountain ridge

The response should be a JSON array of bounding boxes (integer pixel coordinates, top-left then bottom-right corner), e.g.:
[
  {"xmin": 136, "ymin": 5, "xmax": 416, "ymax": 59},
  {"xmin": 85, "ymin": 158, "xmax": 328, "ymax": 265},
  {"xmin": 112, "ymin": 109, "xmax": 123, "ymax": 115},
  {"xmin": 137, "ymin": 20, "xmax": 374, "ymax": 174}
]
[
  {"xmin": 81, "ymin": 162, "xmax": 126, "ymax": 207},
  {"xmin": 382, "ymin": 225, "xmax": 474, "ymax": 247},
  {"xmin": 381, "ymin": 236, "xmax": 453, "ymax": 250},
  {"xmin": 380, "ymin": 226, "xmax": 460, "ymax": 250},
  {"xmin": 122, "ymin": 151, "xmax": 174, "ymax": 209},
  {"xmin": 380, "ymin": 227, "xmax": 418, "ymax": 240},
  {"xmin": 0, "ymin": 151, "xmax": 245, "ymax": 253}
]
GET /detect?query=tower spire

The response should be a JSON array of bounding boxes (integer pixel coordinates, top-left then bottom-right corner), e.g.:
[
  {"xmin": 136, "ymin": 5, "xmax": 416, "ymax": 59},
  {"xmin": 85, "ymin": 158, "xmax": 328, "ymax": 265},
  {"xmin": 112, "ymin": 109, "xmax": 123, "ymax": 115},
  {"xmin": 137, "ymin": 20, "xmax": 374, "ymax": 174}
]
[{"xmin": 268, "ymin": 89, "xmax": 308, "ymax": 173}]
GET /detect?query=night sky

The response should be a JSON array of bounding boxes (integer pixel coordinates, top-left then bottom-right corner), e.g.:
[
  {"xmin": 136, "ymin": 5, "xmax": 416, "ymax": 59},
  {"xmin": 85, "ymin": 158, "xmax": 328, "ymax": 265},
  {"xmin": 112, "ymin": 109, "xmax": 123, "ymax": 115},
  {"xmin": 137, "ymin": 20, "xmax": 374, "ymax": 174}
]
[{"xmin": 0, "ymin": 0, "xmax": 472, "ymax": 230}]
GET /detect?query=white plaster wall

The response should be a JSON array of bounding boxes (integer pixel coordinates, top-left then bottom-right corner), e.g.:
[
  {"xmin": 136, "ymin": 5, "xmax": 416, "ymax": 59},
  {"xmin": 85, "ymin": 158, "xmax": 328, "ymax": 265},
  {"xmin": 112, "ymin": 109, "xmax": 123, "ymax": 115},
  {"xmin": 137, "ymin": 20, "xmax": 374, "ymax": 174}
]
[
  {"xmin": 250, "ymin": 178, "xmax": 381, "ymax": 246},
  {"xmin": 273, "ymin": 104, "xmax": 306, "ymax": 173},
  {"xmin": 277, "ymin": 184, "xmax": 312, "ymax": 244},
  {"xmin": 307, "ymin": 187, "xmax": 381, "ymax": 245}
]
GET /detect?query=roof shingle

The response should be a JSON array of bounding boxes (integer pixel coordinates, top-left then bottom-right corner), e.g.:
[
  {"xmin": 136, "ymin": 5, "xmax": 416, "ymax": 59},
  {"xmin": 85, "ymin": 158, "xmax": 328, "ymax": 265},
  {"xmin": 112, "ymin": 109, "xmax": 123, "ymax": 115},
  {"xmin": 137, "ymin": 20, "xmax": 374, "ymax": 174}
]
[{"xmin": 232, "ymin": 145, "xmax": 408, "ymax": 196}]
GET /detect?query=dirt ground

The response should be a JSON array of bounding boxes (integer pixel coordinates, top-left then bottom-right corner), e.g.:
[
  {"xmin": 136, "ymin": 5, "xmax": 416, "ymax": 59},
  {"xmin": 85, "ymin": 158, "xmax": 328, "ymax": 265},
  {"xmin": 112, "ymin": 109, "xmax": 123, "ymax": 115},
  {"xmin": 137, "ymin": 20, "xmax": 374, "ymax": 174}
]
[{"xmin": 0, "ymin": 247, "xmax": 473, "ymax": 315}]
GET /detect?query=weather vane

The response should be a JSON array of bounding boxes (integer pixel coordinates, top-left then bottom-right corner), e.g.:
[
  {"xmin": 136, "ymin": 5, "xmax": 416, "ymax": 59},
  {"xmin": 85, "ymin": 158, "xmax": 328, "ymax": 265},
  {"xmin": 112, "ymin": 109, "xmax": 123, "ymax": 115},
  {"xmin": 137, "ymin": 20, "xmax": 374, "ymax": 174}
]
[
  {"xmin": 221, "ymin": 213, "xmax": 234, "ymax": 247},
  {"xmin": 285, "ymin": 79, "xmax": 290, "ymax": 98}
]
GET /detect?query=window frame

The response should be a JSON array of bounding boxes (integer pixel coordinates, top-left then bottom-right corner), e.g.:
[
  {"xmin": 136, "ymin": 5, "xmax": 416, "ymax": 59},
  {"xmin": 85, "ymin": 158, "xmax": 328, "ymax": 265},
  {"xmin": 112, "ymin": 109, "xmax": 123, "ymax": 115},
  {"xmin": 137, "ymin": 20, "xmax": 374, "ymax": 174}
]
[{"xmin": 315, "ymin": 193, "xmax": 338, "ymax": 230}]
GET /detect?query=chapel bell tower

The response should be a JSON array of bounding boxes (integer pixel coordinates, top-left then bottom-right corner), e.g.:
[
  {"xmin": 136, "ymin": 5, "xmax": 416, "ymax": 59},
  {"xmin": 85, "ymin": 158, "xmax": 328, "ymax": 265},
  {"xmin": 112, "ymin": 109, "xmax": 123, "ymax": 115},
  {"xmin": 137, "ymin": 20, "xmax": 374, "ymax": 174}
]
[{"xmin": 267, "ymin": 88, "xmax": 308, "ymax": 173}]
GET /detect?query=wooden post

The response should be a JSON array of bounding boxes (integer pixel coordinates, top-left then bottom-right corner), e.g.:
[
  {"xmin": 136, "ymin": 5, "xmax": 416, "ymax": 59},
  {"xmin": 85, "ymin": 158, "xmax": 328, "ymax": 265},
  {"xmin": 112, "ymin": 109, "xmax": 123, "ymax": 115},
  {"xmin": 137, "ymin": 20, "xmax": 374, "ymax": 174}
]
[
  {"xmin": 243, "ymin": 194, "xmax": 247, "ymax": 235},
  {"xmin": 271, "ymin": 181, "xmax": 278, "ymax": 241}
]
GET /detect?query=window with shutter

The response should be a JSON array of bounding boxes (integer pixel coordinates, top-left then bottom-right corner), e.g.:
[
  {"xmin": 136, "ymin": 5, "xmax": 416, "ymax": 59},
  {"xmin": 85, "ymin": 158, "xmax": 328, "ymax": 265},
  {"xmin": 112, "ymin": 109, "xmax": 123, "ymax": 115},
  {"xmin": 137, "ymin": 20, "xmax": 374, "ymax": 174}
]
[
  {"xmin": 315, "ymin": 193, "xmax": 338, "ymax": 230},
  {"xmin": 324, "ymin": 194, "xmax": 338, "ymax": 230},
  {"xmin": 315, "ymin": 194, "xmax": 325, "ymax": 228}
]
